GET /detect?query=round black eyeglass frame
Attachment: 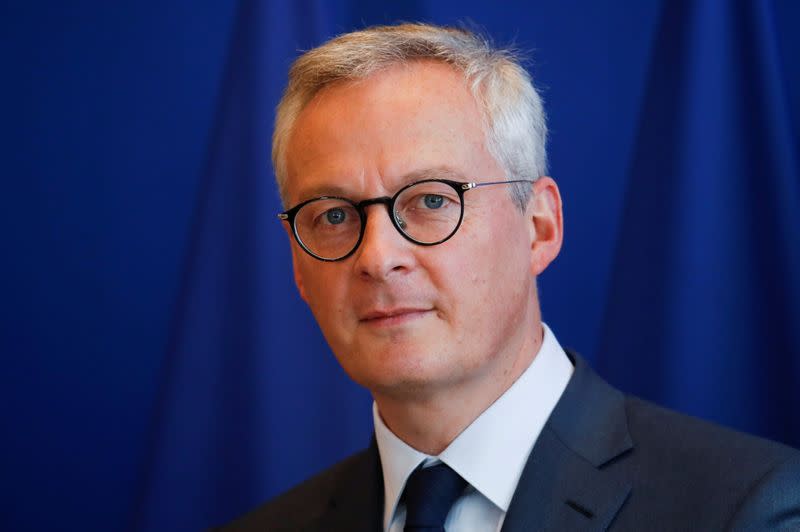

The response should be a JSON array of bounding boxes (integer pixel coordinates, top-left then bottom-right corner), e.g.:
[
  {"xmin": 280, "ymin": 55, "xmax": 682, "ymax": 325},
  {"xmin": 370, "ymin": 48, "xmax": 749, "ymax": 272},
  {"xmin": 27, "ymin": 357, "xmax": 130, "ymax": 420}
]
[{"xmin": 278, "ymin": 178, "xmax": 536, "ymax": 262}]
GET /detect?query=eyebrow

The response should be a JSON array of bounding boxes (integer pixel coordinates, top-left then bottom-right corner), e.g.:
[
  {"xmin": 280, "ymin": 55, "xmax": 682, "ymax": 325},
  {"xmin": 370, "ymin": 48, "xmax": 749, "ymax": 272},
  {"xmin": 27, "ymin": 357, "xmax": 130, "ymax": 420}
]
[{"xmin": 295, "ymin": 166, "xmax": 470, "ymax": 202}]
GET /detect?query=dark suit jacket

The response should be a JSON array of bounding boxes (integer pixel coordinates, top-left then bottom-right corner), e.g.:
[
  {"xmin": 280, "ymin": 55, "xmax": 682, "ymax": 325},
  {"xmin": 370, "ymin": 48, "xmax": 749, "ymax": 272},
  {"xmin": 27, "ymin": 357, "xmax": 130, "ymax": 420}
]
[{"xmin": 219, "ymin": 354, "xmax": 800, "ymax": 531}]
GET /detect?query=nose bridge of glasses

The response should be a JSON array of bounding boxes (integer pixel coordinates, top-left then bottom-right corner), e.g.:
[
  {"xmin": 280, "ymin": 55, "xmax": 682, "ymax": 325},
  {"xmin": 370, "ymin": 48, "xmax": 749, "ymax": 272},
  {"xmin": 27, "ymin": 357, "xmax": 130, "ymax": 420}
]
[
  {"xmin": 357, "ymin": 195, "xmax": 393, "ymax": 212},
  {"xmin": 356, "ymin": 196, "xmax": 398, "ymax": 227}
]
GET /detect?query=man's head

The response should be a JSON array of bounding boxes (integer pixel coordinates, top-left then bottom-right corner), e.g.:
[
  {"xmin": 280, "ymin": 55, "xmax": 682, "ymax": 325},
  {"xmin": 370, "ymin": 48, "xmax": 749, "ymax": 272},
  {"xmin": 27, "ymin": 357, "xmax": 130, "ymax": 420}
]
[
  {"xmin": 273, "ymin": 23, "xmax": 547, "ymax": 211},
  {"xmin": 274, "ymin": 24, "xmax": 562, "ymax": 409}
]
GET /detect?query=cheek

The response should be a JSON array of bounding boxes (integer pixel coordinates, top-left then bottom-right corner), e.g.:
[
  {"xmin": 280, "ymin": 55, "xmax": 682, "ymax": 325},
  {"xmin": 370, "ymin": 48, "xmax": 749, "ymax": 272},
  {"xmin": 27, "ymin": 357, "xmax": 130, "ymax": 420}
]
[
  {"xmin": 424, "ymin": 231, "xmax": 501, "ymax": 319},
  {"xmin": 297, "ymin": 261, "xmax": 349, "ymax": 321},
  {"xmin": 453, "ymin": 215, "xmax": 531, "ymax": 309}
]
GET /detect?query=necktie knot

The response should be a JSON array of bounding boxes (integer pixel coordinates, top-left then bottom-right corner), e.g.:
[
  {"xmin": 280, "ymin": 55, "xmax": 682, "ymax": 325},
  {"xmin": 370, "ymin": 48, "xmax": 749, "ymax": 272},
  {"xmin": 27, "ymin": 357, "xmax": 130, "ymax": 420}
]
[{"xmin": 403, "ymin": 463, "xmax": 467, "ymax": 531}]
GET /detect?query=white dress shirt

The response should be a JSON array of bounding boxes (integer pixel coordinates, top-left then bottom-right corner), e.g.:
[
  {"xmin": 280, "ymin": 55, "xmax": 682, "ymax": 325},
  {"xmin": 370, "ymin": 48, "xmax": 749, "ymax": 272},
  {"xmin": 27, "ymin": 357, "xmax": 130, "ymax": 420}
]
[{"xmin": 373, "ymin": 323, "xmax": 574, "ymax": 532}]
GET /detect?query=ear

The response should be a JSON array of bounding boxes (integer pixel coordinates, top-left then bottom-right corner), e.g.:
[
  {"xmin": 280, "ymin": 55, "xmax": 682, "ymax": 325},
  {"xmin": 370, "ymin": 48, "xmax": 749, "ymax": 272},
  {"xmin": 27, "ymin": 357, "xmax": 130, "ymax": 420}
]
[
  {"xmin": 283, "ymin": 223, "xmax": 309, "ymax": 302},
  {"xmin": 526, "ymin": 176, "xmax": 564, "ymax": 276}
]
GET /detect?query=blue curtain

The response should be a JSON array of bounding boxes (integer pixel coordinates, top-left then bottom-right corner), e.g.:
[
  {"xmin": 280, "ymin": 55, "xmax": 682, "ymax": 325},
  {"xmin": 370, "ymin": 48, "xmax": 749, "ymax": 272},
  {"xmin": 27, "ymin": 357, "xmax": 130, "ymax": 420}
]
[
  {"xmin": 2, "ymin": 1, "xmax": 798, "ymax": 531},
  {"xmin": 597, "ymin": 0, "xmax": 800, "ymax": 445}
]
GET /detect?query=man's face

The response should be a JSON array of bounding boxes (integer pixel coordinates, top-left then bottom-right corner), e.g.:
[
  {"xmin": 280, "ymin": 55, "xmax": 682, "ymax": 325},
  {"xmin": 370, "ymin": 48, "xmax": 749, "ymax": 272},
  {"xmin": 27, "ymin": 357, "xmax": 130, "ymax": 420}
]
[{"xmin": 284, "ymin": 61, "xmax": 549, "ymax": 401}]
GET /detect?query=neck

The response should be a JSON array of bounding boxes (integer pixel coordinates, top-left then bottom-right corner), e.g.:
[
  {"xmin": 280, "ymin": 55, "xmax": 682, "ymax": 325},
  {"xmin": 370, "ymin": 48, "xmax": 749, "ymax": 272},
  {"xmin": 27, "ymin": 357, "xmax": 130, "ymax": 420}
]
[{"xmin": 373, "ymin": 318, "xmax": 544, "ymax": 456}]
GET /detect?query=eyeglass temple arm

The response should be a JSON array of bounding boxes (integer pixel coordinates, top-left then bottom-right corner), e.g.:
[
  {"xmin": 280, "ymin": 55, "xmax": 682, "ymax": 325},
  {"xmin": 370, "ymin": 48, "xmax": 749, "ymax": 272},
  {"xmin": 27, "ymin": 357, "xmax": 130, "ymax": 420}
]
[{"xmin": 461, "ymin": 179, "xmax": 537, "ymax": 190}]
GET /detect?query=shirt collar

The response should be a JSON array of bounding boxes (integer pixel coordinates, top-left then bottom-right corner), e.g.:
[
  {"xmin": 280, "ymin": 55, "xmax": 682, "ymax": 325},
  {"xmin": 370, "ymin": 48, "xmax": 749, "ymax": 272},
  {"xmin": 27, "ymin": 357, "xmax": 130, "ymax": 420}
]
[{"xmin": 373, "ymin": 322, "xmax": 574, "ymax": 529}]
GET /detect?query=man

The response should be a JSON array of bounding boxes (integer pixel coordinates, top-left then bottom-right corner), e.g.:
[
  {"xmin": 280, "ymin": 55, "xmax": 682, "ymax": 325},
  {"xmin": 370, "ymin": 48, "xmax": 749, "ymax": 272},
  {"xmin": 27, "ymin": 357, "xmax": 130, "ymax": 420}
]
[{"xmin": 222, "ymin": 23, "xmax": 800, "ymax": 531}]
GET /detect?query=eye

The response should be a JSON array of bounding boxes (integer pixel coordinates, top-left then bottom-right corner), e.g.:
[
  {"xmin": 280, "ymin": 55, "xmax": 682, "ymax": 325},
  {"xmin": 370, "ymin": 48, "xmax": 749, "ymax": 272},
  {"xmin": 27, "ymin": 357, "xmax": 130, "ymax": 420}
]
[
  {"xmin": 423, "ymin": 194, "xmax": 445, "ymax": 209},
  {"xmin": 324, "ymin": 207, "xmax": 347, "ymax": 225}
]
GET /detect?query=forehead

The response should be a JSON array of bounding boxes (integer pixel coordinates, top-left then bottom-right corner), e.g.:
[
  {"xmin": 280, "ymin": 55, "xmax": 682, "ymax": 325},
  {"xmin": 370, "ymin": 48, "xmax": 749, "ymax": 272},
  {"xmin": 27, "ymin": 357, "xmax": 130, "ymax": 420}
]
[{"xmin": 284, "ymin": 61, "xmax": 501, "ymax": 203}]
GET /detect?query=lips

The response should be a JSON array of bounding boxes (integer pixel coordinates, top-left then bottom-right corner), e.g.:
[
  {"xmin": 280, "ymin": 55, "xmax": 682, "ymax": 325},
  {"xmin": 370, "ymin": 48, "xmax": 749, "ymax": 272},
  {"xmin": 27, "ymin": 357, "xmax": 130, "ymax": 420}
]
[{"xmin": 359, "ymin": 307, "xmax": 433, "ymax": 324}]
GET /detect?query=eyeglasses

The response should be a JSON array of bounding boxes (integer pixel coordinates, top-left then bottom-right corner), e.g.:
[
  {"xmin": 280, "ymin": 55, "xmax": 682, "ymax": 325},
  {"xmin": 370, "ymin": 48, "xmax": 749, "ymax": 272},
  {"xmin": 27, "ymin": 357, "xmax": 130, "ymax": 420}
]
[{"xmin": 278, "ymin": 178, "xmax": 535, "ymax": 262}]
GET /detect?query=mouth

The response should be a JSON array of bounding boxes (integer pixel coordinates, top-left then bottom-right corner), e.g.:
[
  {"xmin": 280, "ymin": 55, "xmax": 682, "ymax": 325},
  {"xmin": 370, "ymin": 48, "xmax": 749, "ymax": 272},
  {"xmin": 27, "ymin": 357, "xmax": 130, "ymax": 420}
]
[{"xmin": 359, "ymin": 308, "xmax": 433, "ymax": 327}]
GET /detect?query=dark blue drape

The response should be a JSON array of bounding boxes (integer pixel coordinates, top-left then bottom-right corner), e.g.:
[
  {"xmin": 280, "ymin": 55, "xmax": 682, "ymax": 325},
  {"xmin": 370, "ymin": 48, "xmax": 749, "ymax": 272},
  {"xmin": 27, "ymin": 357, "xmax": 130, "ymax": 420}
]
[
  {"xmin": 597, "ymin": 0, "xmax": 800, "ymax": 445},
  {"xmin": 2, "ymin": 1, "xmax": 797, "ymax": 531}
]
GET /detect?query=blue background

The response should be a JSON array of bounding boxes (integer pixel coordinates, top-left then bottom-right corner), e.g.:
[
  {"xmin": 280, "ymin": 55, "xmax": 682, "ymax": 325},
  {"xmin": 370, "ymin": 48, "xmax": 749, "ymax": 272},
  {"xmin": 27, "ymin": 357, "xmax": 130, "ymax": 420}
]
[{"xmin": 2, "ymin": 1, "xmax": 798, "ymax": 531}]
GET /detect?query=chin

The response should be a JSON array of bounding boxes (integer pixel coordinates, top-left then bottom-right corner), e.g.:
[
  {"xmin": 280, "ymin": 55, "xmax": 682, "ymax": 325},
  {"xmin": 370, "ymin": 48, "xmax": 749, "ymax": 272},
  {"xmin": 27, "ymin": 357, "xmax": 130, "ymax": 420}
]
[{"xmin": 342, "ymin": 345, "xmax": 462, "ymax": 397}]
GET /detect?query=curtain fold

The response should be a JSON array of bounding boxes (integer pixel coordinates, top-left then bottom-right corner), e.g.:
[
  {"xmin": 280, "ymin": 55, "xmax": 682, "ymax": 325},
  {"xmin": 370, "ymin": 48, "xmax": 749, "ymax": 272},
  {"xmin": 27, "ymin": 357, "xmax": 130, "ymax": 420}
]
[{"xmin": 597, "ymin": 0, "xmax": 800, "ymax": 444}]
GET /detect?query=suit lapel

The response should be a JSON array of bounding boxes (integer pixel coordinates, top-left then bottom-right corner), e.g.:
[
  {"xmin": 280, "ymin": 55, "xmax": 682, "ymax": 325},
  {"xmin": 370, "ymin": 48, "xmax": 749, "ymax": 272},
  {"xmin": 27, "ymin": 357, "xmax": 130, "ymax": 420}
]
[
  {"xmin": 501, "ymin": 353, "xmax": 633, "ymax": 532},
  {"xmin": 310, "ymin": 440, "xmax": 384, "ymax": 532},
  {"xmin": 308, "ymin": 355, "xmax": 633, "ymax": 532}
]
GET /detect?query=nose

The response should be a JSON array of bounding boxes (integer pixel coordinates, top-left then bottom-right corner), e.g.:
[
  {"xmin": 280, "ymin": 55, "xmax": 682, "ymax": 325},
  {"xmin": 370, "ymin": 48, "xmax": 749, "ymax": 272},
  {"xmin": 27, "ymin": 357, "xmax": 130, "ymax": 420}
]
[{"xmin": 352, "ymin": 203, "xmax": 415, "ymax": 281}]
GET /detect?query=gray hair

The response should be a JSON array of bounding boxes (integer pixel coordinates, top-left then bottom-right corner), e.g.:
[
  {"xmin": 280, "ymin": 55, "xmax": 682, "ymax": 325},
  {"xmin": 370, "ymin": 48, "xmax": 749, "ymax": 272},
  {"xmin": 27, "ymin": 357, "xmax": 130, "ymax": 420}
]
[{"xmin": 272, "ymin": 23, "xmax": 548, "ymax": 210}]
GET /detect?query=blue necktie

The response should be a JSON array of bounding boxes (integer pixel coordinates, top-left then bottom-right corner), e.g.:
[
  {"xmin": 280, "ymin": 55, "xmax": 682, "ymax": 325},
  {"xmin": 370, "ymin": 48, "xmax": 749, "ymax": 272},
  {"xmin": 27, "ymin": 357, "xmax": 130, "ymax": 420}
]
[{"xmin": 403, "ymin": 463, "xmax": 467, "ymax": 531}]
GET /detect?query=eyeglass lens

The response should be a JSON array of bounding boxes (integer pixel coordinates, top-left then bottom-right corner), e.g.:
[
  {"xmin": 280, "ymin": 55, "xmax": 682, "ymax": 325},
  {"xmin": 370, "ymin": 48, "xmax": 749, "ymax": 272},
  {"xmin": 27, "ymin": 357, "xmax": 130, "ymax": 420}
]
[{"xmin": 293, "ymin": 181, "xmax": 463, "ymax": 260}]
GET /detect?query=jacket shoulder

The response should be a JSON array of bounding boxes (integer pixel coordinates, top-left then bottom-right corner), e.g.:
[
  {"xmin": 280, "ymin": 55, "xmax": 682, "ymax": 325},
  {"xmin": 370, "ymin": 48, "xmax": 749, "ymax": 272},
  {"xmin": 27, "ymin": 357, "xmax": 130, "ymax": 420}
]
[
  {"xmin": 217, "ymin": 448, "xmax": 373, "ymax": 531},
  {"xmin": 624, "ymin": 394, "xmax": 797, "ymax": 470},
  {"xmin": 616, "ymin": 395, "xmax": 800, "ymax": 528}
]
